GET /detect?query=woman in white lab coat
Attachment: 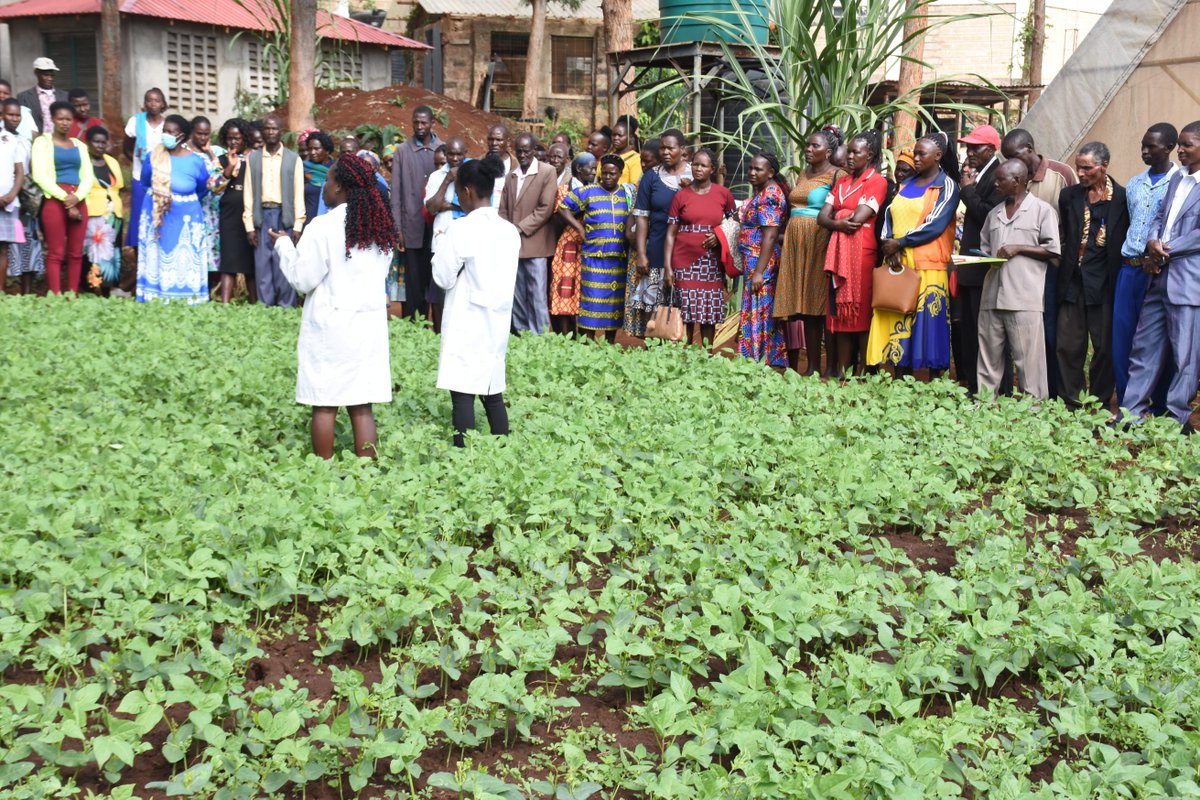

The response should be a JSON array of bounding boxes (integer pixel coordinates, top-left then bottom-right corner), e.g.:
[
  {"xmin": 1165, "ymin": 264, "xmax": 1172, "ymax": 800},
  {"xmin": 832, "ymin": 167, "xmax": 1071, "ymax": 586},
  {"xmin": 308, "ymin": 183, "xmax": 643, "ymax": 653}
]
[
  {"xmin": 270, "ymin": 154, "xmax": 397, "ymax": 458},
  {"xmin": 432, "ymin": 154, "xmax": 521, "ymax": 446}
]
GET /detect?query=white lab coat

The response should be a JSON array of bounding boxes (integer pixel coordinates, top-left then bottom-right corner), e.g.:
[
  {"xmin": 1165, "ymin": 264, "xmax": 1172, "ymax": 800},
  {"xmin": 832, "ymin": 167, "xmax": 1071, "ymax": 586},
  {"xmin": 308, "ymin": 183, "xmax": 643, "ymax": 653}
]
[
  {"xmin": 432, "ymin": 206, "xmax": 520, "ymax": 395},
  {"xmin": 275, "ymin": 203, "xmax": 393, "ymax": 407}
]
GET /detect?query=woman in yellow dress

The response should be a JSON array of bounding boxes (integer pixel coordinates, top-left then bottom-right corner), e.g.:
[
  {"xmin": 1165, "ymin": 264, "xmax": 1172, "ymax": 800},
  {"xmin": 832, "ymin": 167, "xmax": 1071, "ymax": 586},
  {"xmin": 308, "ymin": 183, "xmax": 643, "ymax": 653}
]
[{"xmin": 866, "ymin": 135, "xmax": 960, "ymax": 376}]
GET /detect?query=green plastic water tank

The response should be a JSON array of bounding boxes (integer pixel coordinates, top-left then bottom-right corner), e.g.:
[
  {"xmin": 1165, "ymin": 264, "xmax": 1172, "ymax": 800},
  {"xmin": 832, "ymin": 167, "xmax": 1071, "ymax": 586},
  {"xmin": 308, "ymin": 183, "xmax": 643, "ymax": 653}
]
[{"xmin": 659, "ymin": 0, "xmax": 769, "ymax": 46}]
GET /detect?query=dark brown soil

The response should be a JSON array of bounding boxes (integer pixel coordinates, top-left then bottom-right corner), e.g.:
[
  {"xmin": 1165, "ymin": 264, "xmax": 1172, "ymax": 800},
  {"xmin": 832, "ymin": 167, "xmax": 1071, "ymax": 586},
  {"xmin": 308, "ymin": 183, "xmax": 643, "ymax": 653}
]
[{"xmin": 276, "ymin": 86, "xmax": 512, "ymax": 154}]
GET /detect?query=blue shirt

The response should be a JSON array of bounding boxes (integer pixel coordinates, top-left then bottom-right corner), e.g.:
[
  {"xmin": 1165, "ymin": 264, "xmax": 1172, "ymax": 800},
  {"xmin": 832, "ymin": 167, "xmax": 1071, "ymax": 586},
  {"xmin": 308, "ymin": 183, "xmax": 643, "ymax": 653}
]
[
  {"xmin": 53, "ymin": 143, "xmax": 81, "ymax": 185},
  {"xmin": 1121, "ymin": 164, "xmax": 1178, "ymax": 259}
]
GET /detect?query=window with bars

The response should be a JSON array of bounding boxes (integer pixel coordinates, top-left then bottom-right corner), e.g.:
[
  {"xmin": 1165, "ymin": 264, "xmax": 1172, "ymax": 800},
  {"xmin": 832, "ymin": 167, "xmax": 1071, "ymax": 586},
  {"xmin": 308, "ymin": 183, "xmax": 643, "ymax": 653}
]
[
  {"xmin": 551, "ymin": 36, "xmax": 592, "ymax": 96},
  {"xmin": 318, "ymin": 46, "xmax": 363, "ymax": 89},
  {"xmin": 245, "ymin": 40, "xmax": 279, "ymax": 102},
  {"xmin": 490, "ymin": 32, "xmax": 528, "ymax": 112},
  {"xmin": 166, "ymin": 32, "xmax": 219, "ymax": 116}
]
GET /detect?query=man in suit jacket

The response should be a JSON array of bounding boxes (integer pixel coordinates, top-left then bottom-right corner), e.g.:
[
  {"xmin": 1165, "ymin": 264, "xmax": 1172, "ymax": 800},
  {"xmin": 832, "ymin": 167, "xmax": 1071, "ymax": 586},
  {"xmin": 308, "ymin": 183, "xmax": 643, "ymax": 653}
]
[
  {"xmin": 16, "ymin": 57, "xmax": 67, "ymax": 134},
  {"xmin": 1056, "ymin": 141, "xmax": 1130, "ymax": 408},
  {"xmin": 955, "ymin": 124, "xmax": 1006, "ymax": 395},
  {"xmin": 1123, "ymin": 121, "xmax": 1200, "ymax": 431},
  {"xmin": 500, "ymin": 132, "xmax": 558, "ymax": 334}
]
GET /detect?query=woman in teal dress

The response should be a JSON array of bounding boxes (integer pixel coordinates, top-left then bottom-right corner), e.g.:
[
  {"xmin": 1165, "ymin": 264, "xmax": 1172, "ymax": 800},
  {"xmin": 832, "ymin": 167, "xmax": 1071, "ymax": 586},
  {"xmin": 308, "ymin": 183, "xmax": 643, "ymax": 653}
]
[{"xmin": 558, "ymin": 154, "xmax": 630, "ymax": 342}]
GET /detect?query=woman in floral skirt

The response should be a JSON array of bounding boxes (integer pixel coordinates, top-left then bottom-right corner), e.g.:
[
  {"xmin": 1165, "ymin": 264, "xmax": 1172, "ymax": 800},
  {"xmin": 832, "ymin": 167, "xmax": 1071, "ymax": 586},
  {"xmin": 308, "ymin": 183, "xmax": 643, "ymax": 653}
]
[{"xmin": 737, "ymin": 152, "xmax": 789, "ymax": 366}]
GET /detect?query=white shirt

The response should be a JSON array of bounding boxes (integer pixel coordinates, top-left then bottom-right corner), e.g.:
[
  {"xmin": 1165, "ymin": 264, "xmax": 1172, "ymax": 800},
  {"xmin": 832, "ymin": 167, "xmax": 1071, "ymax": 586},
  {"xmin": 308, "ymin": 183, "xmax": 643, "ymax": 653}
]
[
  {"xmin": 14, "ymin": 107, "xmax": 35, "ymax": 144},
  {"xmin": 124, "ymin": 115, "xmax": 165, "ymax": 180},
  {"xmin": 274, "ymin": 203, "xmax": 392, "ymax": 406},
  {"xmin": 423, "ymin": 163, "xmax": 462, "ymax": 254},
  {"xmin": 490, "ymin": 155, "xmax": 512, "ymax": 208},
  {"xmin": 1163, "ymin": 168, "xmax": 1200, "ymax": 245},
  {"xmin": 432, "ymin": 206, "xmax": 520, "ymax": 395},
  {"xmin": 509, "ymin": 157, "xmax": 541, "ymax": 197},
  {"xmin": 0, "ymin": 130, "xmax": 20, "ymax": 203}
]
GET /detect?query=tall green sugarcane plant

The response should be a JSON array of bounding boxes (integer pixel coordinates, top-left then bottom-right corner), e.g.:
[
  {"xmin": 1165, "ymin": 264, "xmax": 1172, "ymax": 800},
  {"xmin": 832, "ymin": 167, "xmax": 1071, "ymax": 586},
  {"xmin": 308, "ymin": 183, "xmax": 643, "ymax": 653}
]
[{"xmin": 661, "ymin": 0, "xmax": 1003, "ymax": 173}]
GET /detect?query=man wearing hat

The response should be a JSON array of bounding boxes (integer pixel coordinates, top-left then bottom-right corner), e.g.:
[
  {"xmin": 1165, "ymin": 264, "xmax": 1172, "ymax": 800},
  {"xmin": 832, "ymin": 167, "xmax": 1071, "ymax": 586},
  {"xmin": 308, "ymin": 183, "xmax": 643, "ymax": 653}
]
[
  {"xmin": 16, "ymin": 58, "xmax": 67, "ymax": 134},
  {"xmin": 955, "ymin": 123, "xmax": 1005, "ymax": 395}
]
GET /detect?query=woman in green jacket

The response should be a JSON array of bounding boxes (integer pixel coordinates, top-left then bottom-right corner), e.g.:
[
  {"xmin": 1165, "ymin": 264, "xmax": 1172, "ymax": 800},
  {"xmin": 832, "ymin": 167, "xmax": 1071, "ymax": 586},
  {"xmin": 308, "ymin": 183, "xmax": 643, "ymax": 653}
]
[{"xmin": 31, "ymin": 100, "xmax": 94, "ymax": 294}]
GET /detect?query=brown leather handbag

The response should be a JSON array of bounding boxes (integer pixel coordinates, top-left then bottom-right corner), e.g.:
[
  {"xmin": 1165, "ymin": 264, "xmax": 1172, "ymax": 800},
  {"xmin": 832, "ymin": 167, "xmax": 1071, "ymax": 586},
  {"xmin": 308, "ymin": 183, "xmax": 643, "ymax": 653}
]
[
  {"xmin": 872, "ymin": 263, "xmax": 921, "ymax": 314},
  {"xmin": 645, "ymin": 290, "xmax": 685, "ymax": 342}
]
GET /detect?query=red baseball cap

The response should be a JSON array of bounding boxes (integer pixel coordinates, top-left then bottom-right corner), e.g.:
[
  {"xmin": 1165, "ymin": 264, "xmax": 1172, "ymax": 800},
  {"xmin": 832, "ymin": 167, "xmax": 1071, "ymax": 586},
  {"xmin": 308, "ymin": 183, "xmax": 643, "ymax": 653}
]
[{"xmin": 960, "ymin": 124, "xmax": 1001, "ymax": 148}]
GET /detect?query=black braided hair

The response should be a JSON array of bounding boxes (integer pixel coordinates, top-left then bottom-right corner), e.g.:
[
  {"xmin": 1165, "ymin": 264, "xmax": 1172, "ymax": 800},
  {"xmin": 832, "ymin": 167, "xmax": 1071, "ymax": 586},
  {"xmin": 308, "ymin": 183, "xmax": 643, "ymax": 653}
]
[
  {"xmin": 615, "ymin": 114, "xmax": 640, "ymax": 151},
  {"xmin": 754, "ymin": 150, "xmax": 791, "ymax": 235},
  {"xmin": 332, "ymin": 153, "xmax": 397, "ymax": 256},
  {"xmin": 849, "ymin": 130, "xmax": 883, "ymax": 167},
  {"xmin": 816, "ymin": 124, "xmax": 843, "ymax": 152},
  {"xmin": 918, "ymin": 131, "xmax": 960, "ymax": 182}
]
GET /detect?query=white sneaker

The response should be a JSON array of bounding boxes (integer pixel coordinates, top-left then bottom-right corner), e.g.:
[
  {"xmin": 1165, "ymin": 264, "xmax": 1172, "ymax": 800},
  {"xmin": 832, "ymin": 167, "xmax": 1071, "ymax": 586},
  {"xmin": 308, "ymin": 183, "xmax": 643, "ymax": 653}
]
[{"xmin": 110, "ymin": 288, "xmax": 132, "ymax": 298}]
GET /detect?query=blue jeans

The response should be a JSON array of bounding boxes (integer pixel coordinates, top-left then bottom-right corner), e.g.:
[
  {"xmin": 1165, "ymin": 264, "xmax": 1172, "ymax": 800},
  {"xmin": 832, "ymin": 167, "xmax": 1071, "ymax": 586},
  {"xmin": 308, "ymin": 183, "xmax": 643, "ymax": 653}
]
[{"xmin": 1112, "ymin": 261, "xmax": 1171, "ymax": 413}]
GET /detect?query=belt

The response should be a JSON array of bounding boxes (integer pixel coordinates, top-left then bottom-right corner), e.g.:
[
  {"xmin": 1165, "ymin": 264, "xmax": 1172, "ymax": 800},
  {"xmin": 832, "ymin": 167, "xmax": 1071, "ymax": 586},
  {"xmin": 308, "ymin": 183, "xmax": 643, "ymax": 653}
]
[
  {"xmin": 1123, "ymin": 256, "xmax": 1142, "ymax": 267},
  {"xmin": 790, "ymin": 208, "xmax": 819, "ymax": 217},
  {"xmin": 172, "ymin": 192, "xmax": 198, "ymax": 203},
  {"xmin": 677, "ymin": 224, "xmax": 712, "ymax": 234},
  {"xmin": 261, "ymin": 202, "xmax": 281, "ymax": 208}
]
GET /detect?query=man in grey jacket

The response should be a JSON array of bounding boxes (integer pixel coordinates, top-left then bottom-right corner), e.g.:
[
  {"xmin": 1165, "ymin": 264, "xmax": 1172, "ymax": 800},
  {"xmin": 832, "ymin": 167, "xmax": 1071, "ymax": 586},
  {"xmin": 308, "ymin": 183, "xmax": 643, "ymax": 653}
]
[
  {"xmin": 391, "ymin": 106, "xmax": 441, "ymax": 324},
  {"xmin": 16, "ymin": 57, "xmax": 67, "ymax": 134}
]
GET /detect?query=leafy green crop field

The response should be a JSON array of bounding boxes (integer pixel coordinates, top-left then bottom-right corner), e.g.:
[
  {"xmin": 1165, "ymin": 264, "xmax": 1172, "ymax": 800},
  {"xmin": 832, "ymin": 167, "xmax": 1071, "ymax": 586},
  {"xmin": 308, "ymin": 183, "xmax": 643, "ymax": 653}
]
[{"xmin": 2, "ymin": 296, "xmax": 1199, "ymax": 800}]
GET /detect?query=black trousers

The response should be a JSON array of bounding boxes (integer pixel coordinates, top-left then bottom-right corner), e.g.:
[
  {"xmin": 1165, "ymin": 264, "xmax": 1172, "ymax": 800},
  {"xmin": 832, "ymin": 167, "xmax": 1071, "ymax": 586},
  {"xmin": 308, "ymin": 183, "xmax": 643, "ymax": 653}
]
[
  {"xmin": 403, "ymin": 245, "xmax": 434, "ymax": 319},
  {"xmin": 451, "ymin": 391, "xmax": 509, "ymax": 447},
  {"xmin": 1055, "ymin": 294, "xmax": 1114, "ymax": 408},
  {"xmin": 952, "ymin": 284, "xmax": 984, "ymax": 395}
]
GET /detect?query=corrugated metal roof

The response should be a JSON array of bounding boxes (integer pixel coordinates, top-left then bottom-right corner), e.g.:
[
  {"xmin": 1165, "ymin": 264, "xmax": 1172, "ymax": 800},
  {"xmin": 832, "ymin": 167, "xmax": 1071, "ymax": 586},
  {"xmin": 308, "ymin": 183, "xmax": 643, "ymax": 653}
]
[
  {"xmin": 0, "ymin": 0, "xmax": 96, "ymax": 16},
  {"xmin": 418, "ymin": 0, "xmax": 659, "ymax": 21},
  {"xmin": 0, "ymin": 0, "xmax": 429, "ymax": 48}
]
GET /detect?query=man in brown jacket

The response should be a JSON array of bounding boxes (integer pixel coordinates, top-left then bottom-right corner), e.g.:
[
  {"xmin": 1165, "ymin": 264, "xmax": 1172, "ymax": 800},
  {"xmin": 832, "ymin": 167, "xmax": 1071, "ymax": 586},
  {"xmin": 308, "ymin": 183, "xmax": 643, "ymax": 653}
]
[{"xmin": 500, "ymin": 132, "xmax": 558, "ymax": 333}]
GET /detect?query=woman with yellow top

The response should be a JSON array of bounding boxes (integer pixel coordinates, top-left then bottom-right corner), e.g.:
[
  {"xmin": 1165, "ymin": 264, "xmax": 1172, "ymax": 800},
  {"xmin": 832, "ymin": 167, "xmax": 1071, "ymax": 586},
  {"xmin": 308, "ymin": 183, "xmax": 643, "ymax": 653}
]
[
  {"xmin": 82, "ymin": 126, "xmax": 124, "ymax": 293},
  {"xmin": 31, "ymin": 101, "xmax": 95, "ymax": 294},
  {"xmin": 866, "ymin": 135, "xmax": 960, "ymax": 375},
  {"xmin": 612, "ymin": 116, "xmax": 642, "ymax": 188}
]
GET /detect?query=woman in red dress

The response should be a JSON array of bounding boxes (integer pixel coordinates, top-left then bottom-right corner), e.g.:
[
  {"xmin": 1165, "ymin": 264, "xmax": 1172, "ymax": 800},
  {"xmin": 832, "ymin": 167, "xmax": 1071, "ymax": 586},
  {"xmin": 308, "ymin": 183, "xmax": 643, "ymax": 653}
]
[
  {"xmin": 818, "ymin": 132, "xmax": 888, "ymax": 376},
  {"xmin": 663, "ymin": 148, "xmax": 735, "ymax": 346}
]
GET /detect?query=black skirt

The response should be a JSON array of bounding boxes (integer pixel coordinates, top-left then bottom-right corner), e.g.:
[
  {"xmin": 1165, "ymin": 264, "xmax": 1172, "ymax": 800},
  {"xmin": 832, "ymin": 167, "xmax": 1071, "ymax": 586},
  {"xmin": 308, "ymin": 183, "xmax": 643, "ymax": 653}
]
[{"xmin": 217, "ymin": 156, "xmax": 254, "ymax": 275}]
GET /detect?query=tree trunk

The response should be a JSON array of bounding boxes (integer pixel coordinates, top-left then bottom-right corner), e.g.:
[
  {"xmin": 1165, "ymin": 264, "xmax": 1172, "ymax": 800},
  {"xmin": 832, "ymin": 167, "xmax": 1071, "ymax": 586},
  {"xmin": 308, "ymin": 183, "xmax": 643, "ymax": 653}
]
[
  {"xmin": 287, "ymin": 0, "xmax": 318, "ymax": 131},
  {"xmin": 1025, "ymin": 0, "xmax": 1046, "ymax": 104},
  {"xmin": 100, "ymin": 0, "xmax": 121, "ymax": 127},
  {"xmin": 894, "ymin": 0, "xmax": 928, "ymax": 150},
  {"xmin": 522, "ymin": 0, "xmax": 547, "ymax": 120},
  {"xmin": 601, "ymin": 0, "xmax": 635, "ymax": 121}
]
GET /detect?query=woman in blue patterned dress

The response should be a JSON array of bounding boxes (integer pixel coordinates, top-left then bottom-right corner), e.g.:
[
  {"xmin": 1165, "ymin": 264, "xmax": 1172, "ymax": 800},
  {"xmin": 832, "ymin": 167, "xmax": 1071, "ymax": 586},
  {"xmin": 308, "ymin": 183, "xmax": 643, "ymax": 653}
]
[
  {"xmin": 558, "ymin": 154, "xmax": 630, "ymax": 342},
  {"xmin": 136, "ymin": 115, "xmax": 211, "ymax": 304},
  {"xmin": 737, "ymin": 152, "xmax": 789, "ymax": 366}
]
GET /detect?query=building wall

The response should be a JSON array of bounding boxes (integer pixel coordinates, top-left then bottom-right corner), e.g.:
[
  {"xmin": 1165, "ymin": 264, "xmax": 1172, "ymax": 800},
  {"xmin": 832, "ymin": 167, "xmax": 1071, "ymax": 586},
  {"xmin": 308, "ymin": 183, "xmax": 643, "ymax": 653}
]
[
  {"xmin": 415, "ymin": 14, "xmax": 605, "ymax": 130},
  {"xmin": 2, "ymin": 15, "xmax": 393, "ymax": 125},
  {"xmin": 922, "ymin": 3, "xmax": 1018, "ymax": 84}
]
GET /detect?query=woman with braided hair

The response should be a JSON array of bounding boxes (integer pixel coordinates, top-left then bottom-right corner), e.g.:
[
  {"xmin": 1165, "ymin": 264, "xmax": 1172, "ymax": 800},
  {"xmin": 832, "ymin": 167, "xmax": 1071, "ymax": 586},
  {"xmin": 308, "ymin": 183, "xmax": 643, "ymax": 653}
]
[
  {"xmin": 737, "ymin": 151, "xmax": 790, "ymax": 366},
  {"xmin": 270, "ymin": 153, "xmax": 397, "ymax": 459},
  {"xmin": 775, "ymin": 126, "xmax": 843, "ymax": 374}
]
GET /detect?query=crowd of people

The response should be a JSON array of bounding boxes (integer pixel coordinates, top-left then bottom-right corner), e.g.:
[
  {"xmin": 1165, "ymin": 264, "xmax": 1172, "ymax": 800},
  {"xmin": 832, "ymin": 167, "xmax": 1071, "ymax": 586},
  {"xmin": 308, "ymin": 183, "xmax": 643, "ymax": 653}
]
[{"xmin": 3, "ymin": 55, "xmax": 1199, "ymax": 449}]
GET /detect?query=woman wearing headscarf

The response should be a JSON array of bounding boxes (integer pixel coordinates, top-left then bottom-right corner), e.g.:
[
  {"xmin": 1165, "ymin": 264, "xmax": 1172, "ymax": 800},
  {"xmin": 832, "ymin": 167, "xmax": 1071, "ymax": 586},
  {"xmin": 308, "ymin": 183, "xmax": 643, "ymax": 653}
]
[
  {"xmin": 549, "ymin": 148, "xmax": 589, "ymax": 333},
  {"xmin": 135, "ymin": 114, "xmax": 211, "ymax": 303},
  {"xmin": 774, "ymin": 125, "xmax": 844, "ymax": 374},
  {"xmin": 627, "ymin": 129, "xmax": 691, "ymax": 337},
  {"xmin": 818, "ymin": 131, "xmax": 888, "ymax": 376},
  {"xmin": 866, "ymin": 135, "xmax": 960, "ymax": 375},
  {"xmin": 737, "ymin": 151, "xmax": 789, "ymax": 365}
]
